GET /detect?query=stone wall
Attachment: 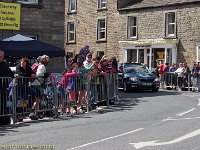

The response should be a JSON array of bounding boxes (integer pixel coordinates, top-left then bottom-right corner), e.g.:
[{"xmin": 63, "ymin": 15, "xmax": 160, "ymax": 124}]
[
  {"xmin": 118, "ymin": 3, "xmax": 200, "ymax": 67},
  {"xmin": 0, "ymin": 0, "xmax": 65, "ymax": 72},
  {"xmin": 65, "ymin": 0, "xmax": 121, "ymax": 59}
]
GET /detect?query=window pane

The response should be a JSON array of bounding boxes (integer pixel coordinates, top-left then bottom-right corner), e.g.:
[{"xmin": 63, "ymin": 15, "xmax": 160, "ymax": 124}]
[
  {"xmin": 98, "ymin": 19, "xmax": 106, "ymax": 40},
  {"xmin": 99, "ymin": 0, "xmax": 107, "ymax": 8},
  {"xmin": 69, "ymin": 0, "xmax": 76, "ymax": 11},
  {"xmin": 71, "ymin": 2, "xmax": 75, "ymax": 10},
  {"xmin": 168, "ymin": 24, "xmax": 175, "ymax": 34},
  {"xmin": 129, "ymin": 17, "xmax": 134, "ymax": 26},
  {"xmin": 138, "ymin": 50, "xmax": 144, "ymax": 63},
  {"xmin": 69, "ymin": 33, "xmax": 74, "ymax": 41},
  {"xmin": 130, "ymin": 27, "xmax": 136, "ymax": 37},
  {"xmin": 100, "ymin": 20, "xmax": 105, "ymax": 28},
  {"xmin": 69, "ymin": 23, "xmax": 74, "ymax": 31},
  {"xmin": 168, "ymin": 13, "xmax": 175, "ymax": 23},
  {"xmin": 68, "ymin": 22, "xmax": 75, "ymax": 42},
  {"xmin": 100, "ymin": 32, "xmax": 105, "ymax": 39},
  {"xmin": 133, "ymin": 17, "xmax": 137, "ymax": 26},
  {"xmin": 128, "ymin": 17, "xmax": 137, "ymax": 38},
  {"xmin": 127, "ymin": 50, "xmax": 137, "ymax": 63},
  {"xmin": 101, "ymin": 3, "xmax": 106, "ymax": 8}
]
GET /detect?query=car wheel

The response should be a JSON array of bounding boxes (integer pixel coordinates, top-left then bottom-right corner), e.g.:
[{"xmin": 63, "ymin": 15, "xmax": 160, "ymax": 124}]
[
  {"xmin": 152, "ymin": 88, "xmax": 159, "ymax": 92},
  {"xmin": 123, "ymin": 82, "xmax": 129, "ymax": 92}
]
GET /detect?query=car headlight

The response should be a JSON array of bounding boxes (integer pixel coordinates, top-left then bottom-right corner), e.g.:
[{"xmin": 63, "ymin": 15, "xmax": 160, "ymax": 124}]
[
  {"xmin": 154, "ymin": 78, "xmax": 159, "ymax": 82},
  {"xmin": 130, "ymin": 77, "xmax": 138, "ymax": 81}
]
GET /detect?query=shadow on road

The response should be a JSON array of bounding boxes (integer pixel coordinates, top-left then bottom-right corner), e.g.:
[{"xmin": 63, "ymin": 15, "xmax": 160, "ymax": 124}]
[
  {"xmin": 0, "ymin": 123, "xmax": 30, "ymax": 136},
  {"xmin": 0, "ymin": 90, "xmax": 183, "ymax": 134},
  {"xmin": 118, "ymin": 90, "xmax": 181, "ymax": 99}
]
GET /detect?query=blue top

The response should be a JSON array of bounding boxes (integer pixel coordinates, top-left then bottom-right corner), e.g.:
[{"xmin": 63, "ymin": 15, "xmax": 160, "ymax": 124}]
[{"xmin": 169, "ymin": 67, "xmax": 177, "ymax": 72}]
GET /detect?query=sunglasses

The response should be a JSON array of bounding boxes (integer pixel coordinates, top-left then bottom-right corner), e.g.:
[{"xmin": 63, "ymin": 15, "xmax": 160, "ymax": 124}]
[{"xmin": 88, "ymin": 56, "xmax": 92, "ymax": 58}]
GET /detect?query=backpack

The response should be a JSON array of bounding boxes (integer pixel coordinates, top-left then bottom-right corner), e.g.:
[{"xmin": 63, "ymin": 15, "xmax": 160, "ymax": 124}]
[{"xmin": 31, "ymin": 63, "xmax": 40, "ymax": 73}]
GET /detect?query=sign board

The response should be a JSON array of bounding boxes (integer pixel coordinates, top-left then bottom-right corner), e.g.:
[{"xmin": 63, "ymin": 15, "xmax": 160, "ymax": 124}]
[
  {"xmin": 0, "ymin": 2, "xmax": 21, "ymax": 30},
  {"xmin": 156, "ymin": 51, "xmax": 165, "ymax": 59}
]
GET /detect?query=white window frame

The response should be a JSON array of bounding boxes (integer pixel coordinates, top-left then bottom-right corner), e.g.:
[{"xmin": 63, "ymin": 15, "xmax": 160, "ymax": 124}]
[
  {"xmin": 67, "ymin": 22, "xmax": 75, "ymax": 43},
  {"xmin": 16, "ymin": 0, "xmax": 38, "ymax": 5},
  {"xmin": 97, "ymin": 18, "xmax": 106, "ymax": 41},
  {"xmin": 196, "ymin": 45, "xmax": 200, "ymax": 62},
  {"xmin": 128, "ymin": 16, "xmax": 137, "ymax": 39},
  {"xmin": 98, "ymin": 0, "xmax": 107, "ymax": 9},
  {"xmin": 165, "ymin": 12, "xmax": 176, "ymax": 37},
  {"xmin": 68, "ymin": 0, "xmax": 77, "ymax": 13}
]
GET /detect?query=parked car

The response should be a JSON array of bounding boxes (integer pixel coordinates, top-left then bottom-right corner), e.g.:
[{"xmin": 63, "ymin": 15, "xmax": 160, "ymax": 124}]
[{"xmin": 118, "ymin": 63, "xmax": 160, "ymax": 92}]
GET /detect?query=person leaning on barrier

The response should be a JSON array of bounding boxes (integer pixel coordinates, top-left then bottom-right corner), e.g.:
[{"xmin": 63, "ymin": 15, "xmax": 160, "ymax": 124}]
[
  {"xmin": 0, "ymin": 50, "xmax": 16, "ymax": 125},
  {"xmin": 57, "ymin": 66, "xmax": 79, "ymax": 114},
  {"xmin": 29, "ymin": 54, "xmax": 50, "ymax": 120},
  {"xmin": 182, "ymin": 62, "xmax": 191, "ymax": 88},
  {"xmin": 15, "ymin": 57, "xmax": 39, "ymax": 120},
  {"xmin": 169, "ymin": 63, "xmax": 177, "ymax": 89},
  {"xmin": 158, "ymin": 62, "xmax": 165, "ymax": 89},
  {"xmin": 175, "ymin": 63, "xmax": 185, "ymax": 91},
  {"xmin": 192, "ymin": 62, "xmax": 200, "ymax": 92},
  {"xmin": 169, "ymin": 63, "xmax": 177, "ymax": 72}
]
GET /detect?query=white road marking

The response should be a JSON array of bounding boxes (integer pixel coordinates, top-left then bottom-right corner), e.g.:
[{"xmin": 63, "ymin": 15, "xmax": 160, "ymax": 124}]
[
  {"xmin": 162, "ymin": 116, "xmax": 200, "ymax": 121},
  {"xmin": 198, "ymin": 99, "xmax": 200, "ymax": 106},
  {"xmin": 67, "ymin": 128, "xmax": 143, "ymax": 150},
  {"xmin": 162, "ymin": 117, "xmax": 172, "ymax": 121},
  {"xmin": 176, "ymin": 108, "xmax": 196, "ymax": 116},
  {"xmin": 162, "ymin": 108, "xmax": 196, "ymax": 121},
  {"xmin": 67, "ymin": 128, "xmax": 144, "ymax": 150},
  {"xmin": 130, "ymin": 128, "xmax": 200, "ymax": 149}
]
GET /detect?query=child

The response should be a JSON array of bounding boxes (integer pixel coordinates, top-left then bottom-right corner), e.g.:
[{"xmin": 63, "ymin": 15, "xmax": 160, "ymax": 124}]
[{"xmin": 57, "ymin": 66, "xmax": 78, "ymax": 114}]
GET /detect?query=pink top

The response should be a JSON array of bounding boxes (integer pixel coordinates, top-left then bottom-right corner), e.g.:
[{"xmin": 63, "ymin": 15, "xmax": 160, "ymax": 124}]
[{"xmin": 57, "ymin": 72, "xmax": 78, "ymax": 89}]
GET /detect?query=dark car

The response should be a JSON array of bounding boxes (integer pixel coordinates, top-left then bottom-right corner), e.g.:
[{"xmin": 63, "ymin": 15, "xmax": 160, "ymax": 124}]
[{"xmin": 118, "ymin": 63, "xmax": 160, "ymax": 92}]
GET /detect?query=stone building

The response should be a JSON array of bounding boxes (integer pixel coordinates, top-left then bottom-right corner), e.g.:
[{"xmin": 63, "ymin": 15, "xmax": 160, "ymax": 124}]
[
  {"xmin": 118, "ymin": 0, "xmax": 200, "ymax": 70},
  {"xmin": 0, "ymin": 0, "xmax": 65, "ymax": 72},
  {"xmin": 65, "ymin": 0, "xmax": 120, "ymax": 58}
]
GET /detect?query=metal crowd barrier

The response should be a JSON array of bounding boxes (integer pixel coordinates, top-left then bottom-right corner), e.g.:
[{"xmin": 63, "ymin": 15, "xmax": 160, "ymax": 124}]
[
  {"xmin": 0, "ymin": 73, "xmax": 119, "ymax": 124},
  {"xmin": 163, "ymin": 72, "xmax": 197, "ymax": 91},
  {"xmin": 0, "ymin": 77, "xmax": 13, "ymax": 117},
  {"xmin": 0, "ymin": 77, "xmax": 57, "ymax": 124},
  {"xmin": 55, "ymin": 73, "xmax": 119, "ymax": 115}
]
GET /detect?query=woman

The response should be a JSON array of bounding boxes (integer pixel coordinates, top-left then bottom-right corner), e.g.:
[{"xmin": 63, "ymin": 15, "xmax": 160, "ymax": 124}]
[
  {"xmin": 29, "ymin": 55, "xmax": 50, "ymax": 119},
  {"xmin": 15, "ymin": 57, "xmax": 38, "ymax": 121},
  {"xmin": 175, "ymin": 63, "xmax": 185, "ymax": 90},
  {"xmin": 36, "ymin": 55, "xmax": 49, "ymax": 83}
]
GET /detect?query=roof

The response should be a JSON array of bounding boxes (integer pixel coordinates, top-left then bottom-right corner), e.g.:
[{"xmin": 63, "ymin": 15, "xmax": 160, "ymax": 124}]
[{"xmin": 118, "ymin": 0, "xmax": 200, "ymax": 10}]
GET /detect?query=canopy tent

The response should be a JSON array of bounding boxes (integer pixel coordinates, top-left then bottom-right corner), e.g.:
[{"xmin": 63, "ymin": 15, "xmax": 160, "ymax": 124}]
[{"xmin": 0, "ymin": 34, "xmax": 65, "ymax": 57}]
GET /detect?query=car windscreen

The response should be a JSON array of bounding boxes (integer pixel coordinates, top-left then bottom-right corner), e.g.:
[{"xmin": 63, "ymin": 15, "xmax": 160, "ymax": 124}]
[{"xmin": 124, "ymin": 64, "xmax": 151, "ymax": 74}]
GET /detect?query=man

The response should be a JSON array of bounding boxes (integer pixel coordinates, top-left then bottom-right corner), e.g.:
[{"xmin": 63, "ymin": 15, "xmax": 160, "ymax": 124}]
[
  {"xmin": 183, "ymin": 62, "xmax": 191, "ymax": 88},
  {"xmin": 0, "ymin": 50, "xmax": 14, "ymax": 125},
  {"xmin": 83, "ymin": 53, "xmax": 93, "ymax": 69}
]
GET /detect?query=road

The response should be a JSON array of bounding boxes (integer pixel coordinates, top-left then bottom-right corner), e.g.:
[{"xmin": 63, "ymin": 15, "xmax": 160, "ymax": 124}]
[{"xmin": 1, "ymin": 90, "xmax": 200, "ymax": 150}]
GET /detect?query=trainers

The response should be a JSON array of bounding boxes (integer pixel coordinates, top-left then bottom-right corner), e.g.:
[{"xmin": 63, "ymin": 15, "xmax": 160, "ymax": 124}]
[{"xmin": 29, "ymin": 113, "xmax": 38, "ymax": 120}]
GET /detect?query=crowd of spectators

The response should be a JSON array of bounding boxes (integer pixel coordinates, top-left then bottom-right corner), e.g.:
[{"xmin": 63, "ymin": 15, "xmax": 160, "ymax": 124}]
[{"xmin": 155, "ymin": 61, "xmax": 200, "ymax": 91}]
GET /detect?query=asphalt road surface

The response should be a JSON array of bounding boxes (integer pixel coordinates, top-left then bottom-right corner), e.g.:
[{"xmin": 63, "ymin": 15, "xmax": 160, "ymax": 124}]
[{"xmin": 1, "ymin": 90, "xmax": 200, "ymax": 150}]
